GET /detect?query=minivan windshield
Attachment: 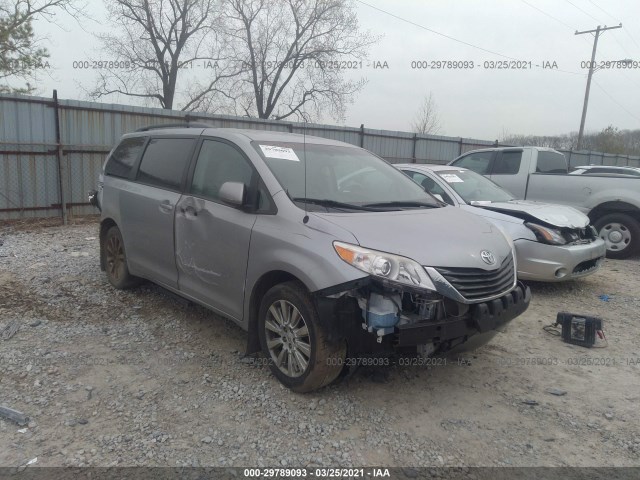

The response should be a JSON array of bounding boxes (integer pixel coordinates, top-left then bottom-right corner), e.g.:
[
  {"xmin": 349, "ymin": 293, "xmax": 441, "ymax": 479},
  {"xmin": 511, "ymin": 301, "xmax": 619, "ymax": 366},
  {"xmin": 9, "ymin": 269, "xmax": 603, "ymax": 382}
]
[
  {"xmin": 436, "ymin": 169, "xmax": 514, "ymax": 203},
  {"xmin": 254, "ymin": 142, "xmax": 440, "ymax": 211}
]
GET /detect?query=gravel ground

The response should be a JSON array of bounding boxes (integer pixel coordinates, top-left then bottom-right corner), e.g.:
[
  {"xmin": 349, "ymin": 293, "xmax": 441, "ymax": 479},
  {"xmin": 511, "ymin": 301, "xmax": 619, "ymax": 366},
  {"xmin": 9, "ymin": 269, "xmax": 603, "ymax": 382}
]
[{"xmin": 0, "ymin": 222, "xmax": 639, "ymax": 469}]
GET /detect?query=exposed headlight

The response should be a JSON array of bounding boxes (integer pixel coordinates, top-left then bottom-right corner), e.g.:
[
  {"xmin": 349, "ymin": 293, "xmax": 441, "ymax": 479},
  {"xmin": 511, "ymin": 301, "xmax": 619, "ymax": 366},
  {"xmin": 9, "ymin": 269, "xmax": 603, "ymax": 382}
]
[
  {"xmin": 525, "ymin": 222, "xmax": 567, "ymax": 245},
  {"xmin": 333, "ymin": 241, "xmax": 436, "ymax": 290}
]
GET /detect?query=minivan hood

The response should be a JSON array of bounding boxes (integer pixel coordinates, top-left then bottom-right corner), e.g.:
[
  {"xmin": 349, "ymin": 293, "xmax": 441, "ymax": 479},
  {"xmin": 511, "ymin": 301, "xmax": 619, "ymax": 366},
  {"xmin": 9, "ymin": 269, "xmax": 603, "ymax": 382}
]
[
  {"xmin": 476, "ymin": 200, "xmax": 589, "ymax": 228},
  {"xmin": 313, "ymin": 206, "xmax": 513, "ymax": 269}
]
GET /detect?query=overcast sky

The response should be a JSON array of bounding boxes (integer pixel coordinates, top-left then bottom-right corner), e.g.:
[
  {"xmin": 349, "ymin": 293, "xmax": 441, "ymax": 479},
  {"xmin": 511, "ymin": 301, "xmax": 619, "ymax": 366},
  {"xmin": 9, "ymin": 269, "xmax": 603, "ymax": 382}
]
[{"xmin": 31, "ymin": 0, "xmax": 640, "ymax": 140}]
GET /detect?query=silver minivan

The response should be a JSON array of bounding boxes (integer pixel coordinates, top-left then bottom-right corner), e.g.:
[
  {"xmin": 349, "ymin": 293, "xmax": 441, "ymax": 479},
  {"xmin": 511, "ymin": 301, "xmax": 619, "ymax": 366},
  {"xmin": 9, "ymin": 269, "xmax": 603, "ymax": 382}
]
[{"xmin": 93, "ymin": 125, "xmax": 530, "ymax": 392}]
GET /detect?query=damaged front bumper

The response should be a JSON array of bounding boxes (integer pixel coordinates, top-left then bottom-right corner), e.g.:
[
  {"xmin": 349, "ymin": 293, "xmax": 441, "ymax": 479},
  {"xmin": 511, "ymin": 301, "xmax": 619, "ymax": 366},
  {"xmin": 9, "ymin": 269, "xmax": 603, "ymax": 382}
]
[
  {"xmin": 515, "ymin": 238, "xmax": 606, "ymax": 281},
  {"xmin": 314, "ymin": 278, "xmax": 531, "ymax": 356},
  {"xmin": 396, "ymin": 282, "xmax": 530, "ymax": 348}
]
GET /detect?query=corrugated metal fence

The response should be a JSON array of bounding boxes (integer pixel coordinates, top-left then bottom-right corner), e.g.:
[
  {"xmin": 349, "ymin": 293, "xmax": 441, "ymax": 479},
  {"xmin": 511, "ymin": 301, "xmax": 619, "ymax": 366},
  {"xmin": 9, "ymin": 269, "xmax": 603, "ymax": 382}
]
[{"xmin": 1, "ymin": 91, "xmax": 639, "ymax": 221}]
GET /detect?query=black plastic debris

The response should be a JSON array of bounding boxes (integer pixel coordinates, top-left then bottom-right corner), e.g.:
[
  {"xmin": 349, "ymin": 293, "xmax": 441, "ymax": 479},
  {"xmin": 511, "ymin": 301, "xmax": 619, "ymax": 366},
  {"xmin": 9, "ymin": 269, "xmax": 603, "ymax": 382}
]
[{"xmin": 0, "ymin": 405, "xmax": 29, "ymax": 426}]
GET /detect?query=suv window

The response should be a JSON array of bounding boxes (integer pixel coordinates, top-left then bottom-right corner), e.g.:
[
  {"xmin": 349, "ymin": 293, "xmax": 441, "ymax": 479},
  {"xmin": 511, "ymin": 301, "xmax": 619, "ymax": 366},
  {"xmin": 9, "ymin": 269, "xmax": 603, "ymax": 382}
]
[
  {"xmin": 104, "ymin": 137, "xmax": 146, "ymax": 178},
  {"xmin": 453, "ymin": 151, "xmax": 493, "ymax": 174},
  {"xmin": 492, "ymin": 151, "xmax": 522, "ymax": 175},
  {"xmin": 536, "ymin": 151, "xmax": 567, "ymax": 173},
  {"xmin": 136, "ymin": 138, "xmax": 195, "ymax": 190},
  {"xmin": 191, "ymin": 140, "xmax": 254, "ymax": 203}
]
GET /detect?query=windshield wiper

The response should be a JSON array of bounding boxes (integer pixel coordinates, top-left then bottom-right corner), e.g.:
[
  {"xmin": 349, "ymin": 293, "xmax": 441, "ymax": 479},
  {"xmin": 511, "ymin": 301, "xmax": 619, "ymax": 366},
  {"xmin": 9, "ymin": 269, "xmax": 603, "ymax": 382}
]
[
  {"xmin": 363, "ymin": 201, "xmax": 438, "ymax": 209},
  {"xmin": 292, "ymin": 198, "xmax": 383, "ymax": 212}
]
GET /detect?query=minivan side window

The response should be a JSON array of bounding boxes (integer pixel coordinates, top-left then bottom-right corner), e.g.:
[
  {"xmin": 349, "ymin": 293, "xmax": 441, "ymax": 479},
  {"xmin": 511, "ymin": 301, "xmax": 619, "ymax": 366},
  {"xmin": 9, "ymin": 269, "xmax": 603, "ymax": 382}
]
[
  {"xmin": 191, "ymin": 140, "xmax": 254, "ymax": 203},
  {"xmin": 492, "ymin": 151, "xmax": 522, "ymax": 175},
  {"xmin": 453, "ymin": 151, "xmax": 493, "ymax": 174},
  {"xmin": 536, "ymin": 151, "xmax": 567, "ymax": 174},
  {"xmin": 136, "ymin": 138, "xmax": 195, "ymax": 190},
  {"xmin": 104, "ymin": 137, "xmax": 146, "ymax": 178}
]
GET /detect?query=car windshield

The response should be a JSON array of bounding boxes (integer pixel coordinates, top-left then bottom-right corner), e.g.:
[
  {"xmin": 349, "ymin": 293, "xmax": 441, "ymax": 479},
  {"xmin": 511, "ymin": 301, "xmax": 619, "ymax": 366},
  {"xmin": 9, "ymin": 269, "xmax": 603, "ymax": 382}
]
[
  {"xmin": 435, "ymin": 169, "xmax": 514, "ymax": 203},
  {"xmin": 254, "ymin": 142, "xmax": 439, "ymax": 211}
]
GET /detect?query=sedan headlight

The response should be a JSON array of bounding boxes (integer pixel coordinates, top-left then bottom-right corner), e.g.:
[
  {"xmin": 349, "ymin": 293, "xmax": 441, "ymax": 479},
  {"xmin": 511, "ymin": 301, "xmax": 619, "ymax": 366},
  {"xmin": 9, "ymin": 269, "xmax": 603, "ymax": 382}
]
[
  {"xmin": 333, "ymin": 241, "xmax": 436, "ymax": 290},
  {"xmin": 525, "ymin": 222, "xmax": 567, "ymax": 245}
]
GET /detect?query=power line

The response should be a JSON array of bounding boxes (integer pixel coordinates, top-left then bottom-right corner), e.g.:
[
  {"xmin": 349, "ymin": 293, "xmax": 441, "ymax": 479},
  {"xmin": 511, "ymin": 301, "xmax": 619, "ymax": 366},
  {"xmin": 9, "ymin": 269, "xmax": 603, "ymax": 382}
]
[
  {"xmin": 565, "ymin": 0, "xmax": 602, "ymax": 23},
  {"xmin": 355, "ymin": 0, "xmax": 583, "ymax": 76},
  {"xmin": 592, "ymin": 80, "xmax": 640, "ymax": 123},
  {"xmin": 584, "ymin": 0, "xmax": 640, "ymax": 53},
  {"xmin": 625, "ymin": 31, "xmax": 640, "ymax": 53},
  {"xmin": 587, "ymin": 0, "xmax": 618, "ymax": 23},
  {"xmin": 519, "ymin": 0, "xmax": 635, "ymax": 77},
  {"xmin": 519, "ymin": 0, "xmax": 573, "ymax": 29},
  {"xmin": 610, "ymin": 31, "xmax": 634, "ymax": 59},
  {"xmin": 354, "ymin": 0, "xmax": 518, "ymax": 60},
  {"xmin": 518, "ymin": 1, "xmax": 640, "ymax": 92}
]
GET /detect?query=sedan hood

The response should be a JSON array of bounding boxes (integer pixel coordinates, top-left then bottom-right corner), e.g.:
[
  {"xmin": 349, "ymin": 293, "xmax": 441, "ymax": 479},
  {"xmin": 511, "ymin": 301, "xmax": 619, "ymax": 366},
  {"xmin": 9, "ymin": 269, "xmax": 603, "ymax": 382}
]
[
  {"xmin": 313, "ymin": 206, "xmax": 513, "ymax": 269},
  {"xmin": 476, "ymin": 200, "xmax": 589, "ymax": 228}
]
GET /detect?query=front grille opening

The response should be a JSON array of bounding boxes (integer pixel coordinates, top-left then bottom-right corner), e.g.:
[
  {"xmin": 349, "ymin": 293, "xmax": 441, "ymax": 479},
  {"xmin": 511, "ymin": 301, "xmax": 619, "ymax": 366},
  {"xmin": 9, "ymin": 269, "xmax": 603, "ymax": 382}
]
[
  {"xmin": 573, "ymin": 258, "xmax": 601, "ymax": 274},
  {"xmin": 436, "ymin": 255, "xmax": 515, "ymax": 301}
]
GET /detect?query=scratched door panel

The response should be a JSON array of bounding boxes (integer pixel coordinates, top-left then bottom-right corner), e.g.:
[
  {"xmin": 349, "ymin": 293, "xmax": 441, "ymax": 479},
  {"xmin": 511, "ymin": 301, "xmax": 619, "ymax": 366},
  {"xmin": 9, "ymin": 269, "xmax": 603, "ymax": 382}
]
[{"xmin": 175, "ymin": 195, "xmax": 256, "ymax": 321}]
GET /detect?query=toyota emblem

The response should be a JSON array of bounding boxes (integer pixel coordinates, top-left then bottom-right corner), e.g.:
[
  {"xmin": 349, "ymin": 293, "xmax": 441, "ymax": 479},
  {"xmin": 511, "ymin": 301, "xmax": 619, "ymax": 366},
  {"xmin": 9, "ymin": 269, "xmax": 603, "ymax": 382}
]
[{"xmin": 480, "ymin": 250, "xmax": 496, "ymax": 265}]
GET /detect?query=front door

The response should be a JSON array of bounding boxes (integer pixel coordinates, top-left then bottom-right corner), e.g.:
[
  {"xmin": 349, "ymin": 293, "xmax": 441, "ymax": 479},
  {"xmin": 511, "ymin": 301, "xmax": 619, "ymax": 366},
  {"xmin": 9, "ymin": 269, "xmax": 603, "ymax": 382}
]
[{"xmin": 175, "ymin": 139, "xmax": 257, "ymax": 321}]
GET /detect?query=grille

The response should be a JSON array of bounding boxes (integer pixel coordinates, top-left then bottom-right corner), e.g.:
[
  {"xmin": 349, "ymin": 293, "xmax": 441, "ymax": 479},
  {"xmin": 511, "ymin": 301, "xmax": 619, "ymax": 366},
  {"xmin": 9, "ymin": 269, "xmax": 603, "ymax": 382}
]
[
  {"xmin": 436, "ymin": 255, "xmax": 515, "ymax": 301},
  {"xmin": 573, "ymin": 258, "xmax": 600, "ymax": 274}
]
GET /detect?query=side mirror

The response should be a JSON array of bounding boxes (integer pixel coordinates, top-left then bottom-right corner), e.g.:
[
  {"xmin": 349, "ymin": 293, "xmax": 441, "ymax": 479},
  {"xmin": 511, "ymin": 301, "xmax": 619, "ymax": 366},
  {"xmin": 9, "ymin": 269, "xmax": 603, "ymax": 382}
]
[{"xmin": 219, "ymin": 182, "xmax": 246, "ymax": 207}]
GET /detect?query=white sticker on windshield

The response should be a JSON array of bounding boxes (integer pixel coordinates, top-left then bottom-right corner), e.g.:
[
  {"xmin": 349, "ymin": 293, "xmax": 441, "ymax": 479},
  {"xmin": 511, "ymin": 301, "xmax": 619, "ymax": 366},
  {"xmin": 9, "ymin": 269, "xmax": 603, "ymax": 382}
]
[
  {"xmin": 441, "ymin": 174, "xmax": 464, "ymax": 183},
  {"xmin": 259, "ymin": 145, "xmax": 300, "ymax": 161}
]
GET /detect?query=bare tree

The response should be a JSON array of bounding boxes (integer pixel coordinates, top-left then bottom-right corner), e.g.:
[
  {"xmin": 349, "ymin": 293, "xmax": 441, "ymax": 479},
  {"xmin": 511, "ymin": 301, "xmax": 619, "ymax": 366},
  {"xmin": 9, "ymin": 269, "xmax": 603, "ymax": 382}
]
[
  {"xmin": 91, "ymin": 0, "xmax": 239, "ymax": 111},
  {"xmin": 222, "ymin": 0, "xmax": 378, "ymax": 121},
  {"xmin": 1, "ymin": 0, "xmax": 83, "ymax": 93},
  {"xmin": 411, "ymin": 92, "xmax": 441, "ymax": 135}
]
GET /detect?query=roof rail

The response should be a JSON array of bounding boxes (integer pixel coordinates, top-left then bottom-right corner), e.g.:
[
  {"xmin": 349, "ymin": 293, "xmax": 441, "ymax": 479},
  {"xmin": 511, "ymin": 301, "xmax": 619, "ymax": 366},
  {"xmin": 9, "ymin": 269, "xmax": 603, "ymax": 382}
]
[{"xmin": 135, "ymin": 122, "xmax": 214, "ymax": 132}]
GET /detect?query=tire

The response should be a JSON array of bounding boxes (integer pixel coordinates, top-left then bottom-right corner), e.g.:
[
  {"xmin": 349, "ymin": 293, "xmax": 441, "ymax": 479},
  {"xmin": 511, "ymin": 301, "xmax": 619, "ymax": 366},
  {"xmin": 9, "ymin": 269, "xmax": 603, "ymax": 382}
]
[
  {"xmin": 258, "ymin": 281, "xmax": 346, "ymax": 393},
  {"xmin": 594, "ymin": 213, "xmax": 640, "ymax": 259},
  {"xmin": 103, "ymin": 226, "xmax": 139, "ymax": 289}
]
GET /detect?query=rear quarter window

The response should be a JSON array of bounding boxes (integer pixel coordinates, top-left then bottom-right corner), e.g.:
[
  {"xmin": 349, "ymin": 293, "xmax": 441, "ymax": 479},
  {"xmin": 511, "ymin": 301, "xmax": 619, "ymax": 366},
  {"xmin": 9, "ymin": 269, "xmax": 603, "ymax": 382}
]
[
  {"xmin": 104, "ymin": 137, "xmax": 146, "ymax": 178},
  {"xmin": 492, "ymin": 151, "xmax": 522, "ymax": 175},
  {"xmin": 536, "ymin": 151, "xmax": 567, "ymax": 174},
  {"xmin": 136, "ymin": 138, "xmax": 196, "ymax": 190}
]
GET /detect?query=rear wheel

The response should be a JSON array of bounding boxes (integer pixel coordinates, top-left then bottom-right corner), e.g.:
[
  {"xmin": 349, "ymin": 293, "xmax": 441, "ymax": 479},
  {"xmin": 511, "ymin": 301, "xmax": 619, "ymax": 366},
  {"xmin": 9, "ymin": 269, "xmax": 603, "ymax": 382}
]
[
  {"xmin": 258, "ymin": 281, "xmax": 346, "ymax": 393},
  {"xmin": 594, "ymin": 213, "xmax": 640, "ymax": 259},
  {"xmin": 104, "ymin": 226, "xmax": 139, "ymax": 289}
]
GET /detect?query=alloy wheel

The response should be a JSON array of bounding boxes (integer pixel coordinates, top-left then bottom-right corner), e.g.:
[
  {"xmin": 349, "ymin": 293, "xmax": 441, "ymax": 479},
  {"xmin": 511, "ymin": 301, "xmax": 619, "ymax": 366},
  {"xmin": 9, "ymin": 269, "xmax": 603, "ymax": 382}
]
[{"xmin": 264, "ymin": 300, "xmax": 311, "ymax": 378}]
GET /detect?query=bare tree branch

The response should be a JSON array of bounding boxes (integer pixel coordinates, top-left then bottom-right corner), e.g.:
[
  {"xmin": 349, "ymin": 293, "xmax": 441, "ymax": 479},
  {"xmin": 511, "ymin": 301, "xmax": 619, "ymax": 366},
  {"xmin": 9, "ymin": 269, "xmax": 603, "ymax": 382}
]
[
  {"xmin": 222, "ymin": 0, "xmax": 379, "ymax": 121},
  {"xmin": 90, "ymin": 0, "xmax": 240, "ymax": 110},
  {"xmin": 412, "ymin": 92, "xmax": 442, "ymax": 135}
]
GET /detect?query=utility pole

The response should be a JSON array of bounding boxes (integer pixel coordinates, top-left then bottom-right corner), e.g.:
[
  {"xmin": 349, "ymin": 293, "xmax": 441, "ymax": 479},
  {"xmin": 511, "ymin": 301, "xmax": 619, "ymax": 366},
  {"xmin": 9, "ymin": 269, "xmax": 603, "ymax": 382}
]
[{"xmin": 575, "ymin": 23, "xmax": 622, "ymax": 150}]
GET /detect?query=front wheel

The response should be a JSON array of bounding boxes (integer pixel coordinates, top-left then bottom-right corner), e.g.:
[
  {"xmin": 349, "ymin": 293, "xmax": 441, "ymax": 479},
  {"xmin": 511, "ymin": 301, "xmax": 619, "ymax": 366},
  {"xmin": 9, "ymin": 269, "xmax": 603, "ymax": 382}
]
[
  {"xmin": 594, "ymin": 213, "xmax": 640, "ymax": 259},
  {"xmin": 258, "ymin": 281, "xmax": 346, "ymax": 393}
]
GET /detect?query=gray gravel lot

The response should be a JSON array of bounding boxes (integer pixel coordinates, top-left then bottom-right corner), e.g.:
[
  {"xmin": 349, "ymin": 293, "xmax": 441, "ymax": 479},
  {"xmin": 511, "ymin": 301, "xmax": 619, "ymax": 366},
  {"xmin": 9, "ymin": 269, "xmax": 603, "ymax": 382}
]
[{"xmin": 0, "ymin": 222, "xmax": 639, "ymax": 468}]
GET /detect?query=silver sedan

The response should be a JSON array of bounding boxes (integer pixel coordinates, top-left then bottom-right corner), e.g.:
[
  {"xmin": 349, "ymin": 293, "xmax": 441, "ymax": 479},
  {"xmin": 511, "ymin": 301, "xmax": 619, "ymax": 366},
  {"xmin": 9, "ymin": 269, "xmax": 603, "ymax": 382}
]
[{"xmin": 397, "ymin": 164, "xmax": 607, "ymax": 282}]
